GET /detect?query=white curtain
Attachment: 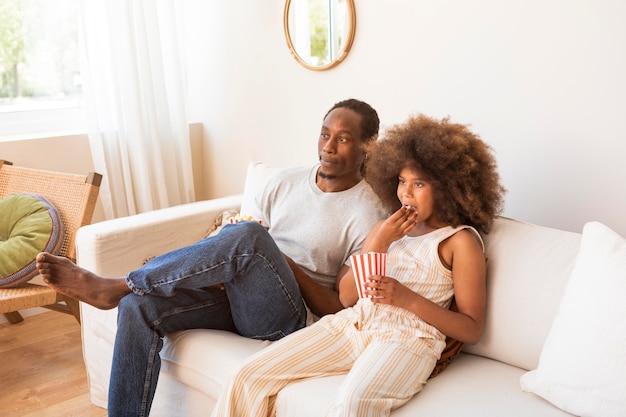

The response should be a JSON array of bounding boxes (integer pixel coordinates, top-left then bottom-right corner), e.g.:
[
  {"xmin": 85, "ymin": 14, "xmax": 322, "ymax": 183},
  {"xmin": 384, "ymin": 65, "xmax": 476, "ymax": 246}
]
[{"xmin": 79, "ymin": 0, "xmax": 195, "ymax": 219}]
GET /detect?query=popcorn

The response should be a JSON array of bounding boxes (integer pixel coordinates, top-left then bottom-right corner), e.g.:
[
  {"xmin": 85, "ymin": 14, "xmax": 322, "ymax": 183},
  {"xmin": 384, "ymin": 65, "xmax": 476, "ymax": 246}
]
[{"xmin": 228, "ymin": 214, "xmax": 264, "ymax": 226}]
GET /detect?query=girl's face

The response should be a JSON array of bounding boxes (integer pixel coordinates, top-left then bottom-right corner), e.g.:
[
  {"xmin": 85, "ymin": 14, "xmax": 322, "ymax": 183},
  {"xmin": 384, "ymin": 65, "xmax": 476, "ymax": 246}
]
[{"xmin": 397, "ymin": 166, "xmax": 440, "ymax": 227}]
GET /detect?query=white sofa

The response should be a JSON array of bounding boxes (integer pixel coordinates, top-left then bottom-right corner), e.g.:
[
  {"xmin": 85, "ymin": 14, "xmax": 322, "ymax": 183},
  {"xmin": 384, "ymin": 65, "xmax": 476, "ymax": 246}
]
[{"xmin": 77, "ymin": 162, "xmax": 625, "ymax": 417}]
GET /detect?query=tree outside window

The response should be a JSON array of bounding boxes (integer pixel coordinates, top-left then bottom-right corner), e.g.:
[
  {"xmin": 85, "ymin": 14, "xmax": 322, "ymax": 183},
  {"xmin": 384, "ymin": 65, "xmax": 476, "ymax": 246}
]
[{"xmin": 0, "ymin": 0, "xmax": 81, "ymax": 112}]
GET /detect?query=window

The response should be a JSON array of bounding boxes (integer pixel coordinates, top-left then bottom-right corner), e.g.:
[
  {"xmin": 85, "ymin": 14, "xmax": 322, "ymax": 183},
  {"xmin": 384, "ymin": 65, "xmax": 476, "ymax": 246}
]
[{"xmin": 0, "ymin": 0, "xmax": 85, "ymax": 139}]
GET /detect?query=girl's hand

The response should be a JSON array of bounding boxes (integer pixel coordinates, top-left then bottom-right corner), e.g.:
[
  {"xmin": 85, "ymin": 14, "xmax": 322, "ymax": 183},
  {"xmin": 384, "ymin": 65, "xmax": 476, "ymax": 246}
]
[
  {"xmin": 367, "ymin": 207, "xmax": 418, "ymax": 251},
  {"xmin": 363, "ymin": 275, "xmax": 416, "ymax": 309}
]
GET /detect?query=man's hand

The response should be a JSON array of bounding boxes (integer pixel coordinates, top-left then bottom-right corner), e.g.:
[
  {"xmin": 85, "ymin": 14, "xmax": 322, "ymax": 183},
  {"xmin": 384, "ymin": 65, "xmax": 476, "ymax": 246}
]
[{"xmin": 284, "ymin": 254, "xmax": 345, "ymax": 317}]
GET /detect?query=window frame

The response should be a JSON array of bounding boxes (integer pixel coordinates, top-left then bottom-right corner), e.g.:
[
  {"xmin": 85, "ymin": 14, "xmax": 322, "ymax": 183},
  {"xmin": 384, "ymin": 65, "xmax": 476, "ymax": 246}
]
[{"xmin": 0, "ymin": 106, "xmax": 86, "ymax": 141}]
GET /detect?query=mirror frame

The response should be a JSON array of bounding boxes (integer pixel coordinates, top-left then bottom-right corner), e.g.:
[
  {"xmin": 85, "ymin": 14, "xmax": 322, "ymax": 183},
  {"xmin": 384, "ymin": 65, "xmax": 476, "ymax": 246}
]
[{"xmin": 283, "ymin": 0, "xmax": 356, "ymax": 71}]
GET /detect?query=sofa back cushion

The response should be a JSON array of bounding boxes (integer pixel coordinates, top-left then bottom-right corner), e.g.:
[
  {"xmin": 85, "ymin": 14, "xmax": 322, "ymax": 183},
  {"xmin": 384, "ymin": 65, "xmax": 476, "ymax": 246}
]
[
  {"xmin": 240, "ymin": 161, "xmax": 280, "ymax": 216},
  {"xmin": 463, "ymin": 217, "xmax": 582, "ymax": 371}
]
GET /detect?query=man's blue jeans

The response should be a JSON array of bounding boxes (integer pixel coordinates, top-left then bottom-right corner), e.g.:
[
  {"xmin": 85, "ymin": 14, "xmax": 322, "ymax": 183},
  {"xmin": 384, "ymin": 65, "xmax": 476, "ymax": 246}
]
[{"xmin": 107, "ymin": 222, "xmax": 307, "ymax": 417}]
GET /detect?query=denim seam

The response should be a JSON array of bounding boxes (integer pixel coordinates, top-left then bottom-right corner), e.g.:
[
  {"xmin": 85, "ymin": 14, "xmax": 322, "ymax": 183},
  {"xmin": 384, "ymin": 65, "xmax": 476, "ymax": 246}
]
[{"xmin": 139, "ymin": 332, "xmax": 160, "ymax": 417}]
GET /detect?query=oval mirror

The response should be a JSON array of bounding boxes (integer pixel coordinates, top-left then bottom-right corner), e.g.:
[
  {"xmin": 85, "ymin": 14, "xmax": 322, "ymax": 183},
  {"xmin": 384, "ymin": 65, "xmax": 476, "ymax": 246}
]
[{"xmin": 283, "ymin": 0, "xmax": 356, "ymax": 71}]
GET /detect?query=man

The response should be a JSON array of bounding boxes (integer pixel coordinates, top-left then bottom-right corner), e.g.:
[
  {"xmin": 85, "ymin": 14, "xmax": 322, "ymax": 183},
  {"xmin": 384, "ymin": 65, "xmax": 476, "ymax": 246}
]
[{"xmin": 36, "ymin": 98, "xmax": 387, "ymax": 417}]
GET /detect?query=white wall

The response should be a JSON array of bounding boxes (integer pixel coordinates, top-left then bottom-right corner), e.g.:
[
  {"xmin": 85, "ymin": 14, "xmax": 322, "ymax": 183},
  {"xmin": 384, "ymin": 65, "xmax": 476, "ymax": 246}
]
[
  {"xmin": 1, "ymin": 0, "xmax": 623, "ymax": 325},
  {"xmin": 183, "ymin": 0, "xmax": 626, "ymax": 237}
]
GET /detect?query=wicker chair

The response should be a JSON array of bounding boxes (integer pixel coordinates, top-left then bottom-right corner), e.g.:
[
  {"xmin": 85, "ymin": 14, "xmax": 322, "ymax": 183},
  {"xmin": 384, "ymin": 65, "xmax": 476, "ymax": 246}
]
[{"xmin": 0, "ymin": 160, "xmax": 102, "ymax": 324}]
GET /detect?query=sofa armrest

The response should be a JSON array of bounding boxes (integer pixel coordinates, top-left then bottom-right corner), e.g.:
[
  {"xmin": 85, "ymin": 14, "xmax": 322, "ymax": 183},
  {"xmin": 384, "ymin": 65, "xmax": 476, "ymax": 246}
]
[
  {"xmin": 76, "ymin": 195, "xmax": 241, "ymax": 409},
  {"xmin": 75, "ymin": 194, "xmax": 242, "ymax": 277}
]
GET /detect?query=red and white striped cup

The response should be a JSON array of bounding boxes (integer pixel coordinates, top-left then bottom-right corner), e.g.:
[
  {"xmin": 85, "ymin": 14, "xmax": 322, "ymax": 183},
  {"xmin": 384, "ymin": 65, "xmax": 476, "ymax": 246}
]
[{"xmin": 350, "ymin": 252, "xmax": 387, "ymax": 299}]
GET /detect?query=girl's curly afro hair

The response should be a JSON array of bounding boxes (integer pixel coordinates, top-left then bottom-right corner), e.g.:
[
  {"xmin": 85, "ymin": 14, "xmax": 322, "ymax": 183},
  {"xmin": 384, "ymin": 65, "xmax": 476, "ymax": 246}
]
[{"xmin": 364, "ymin": 114, "xmax": 506, "ymax": 234}]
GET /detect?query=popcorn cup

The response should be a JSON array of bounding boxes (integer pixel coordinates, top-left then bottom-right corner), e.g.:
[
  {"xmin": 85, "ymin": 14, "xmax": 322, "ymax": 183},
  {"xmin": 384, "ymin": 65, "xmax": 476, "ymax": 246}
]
[{"xmin": 350, "ymin": 252, "xmax": 387, "ymax": 299}]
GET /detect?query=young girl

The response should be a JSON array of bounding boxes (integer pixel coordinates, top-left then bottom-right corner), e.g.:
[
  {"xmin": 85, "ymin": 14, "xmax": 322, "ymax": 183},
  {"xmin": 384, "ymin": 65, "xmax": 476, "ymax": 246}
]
[{"xmin": 212, "ymin": 114, "xmax": 506, "ymax": 417}]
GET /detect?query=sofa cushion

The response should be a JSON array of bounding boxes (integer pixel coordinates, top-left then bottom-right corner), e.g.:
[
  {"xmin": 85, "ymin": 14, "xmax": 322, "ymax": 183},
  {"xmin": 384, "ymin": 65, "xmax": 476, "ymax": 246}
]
[
  {"xmin": 464, "ymin": 217, "xmax": 582, "ymax": 371},
  {"xmin": 240, "ymin": 161, "xmax": 280, "ymax": 216},
  {"xmin": 0, "ymin": 193, "xmax": 64, "ymax": 287},
  {"xmin": 158, "ymin": 331, "xmax": 574, "ymax": 417},
  {"xmin": 520, "ymin": 222, "xmax": 626, "ymax": 417},
  {"xmin": 160, "ymin": 329, "xmax": 271, "ymax": 400},
  {"xmin": 273, "ymin": 353, "xmax": 573, "ymax": 417}
]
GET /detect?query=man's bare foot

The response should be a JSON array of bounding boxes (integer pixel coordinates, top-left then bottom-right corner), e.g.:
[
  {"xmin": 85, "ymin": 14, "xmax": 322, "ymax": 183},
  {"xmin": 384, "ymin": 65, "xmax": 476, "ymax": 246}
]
[{"xmin": 36, "ymin": 252, "xmax": 131, "ymax": 310}]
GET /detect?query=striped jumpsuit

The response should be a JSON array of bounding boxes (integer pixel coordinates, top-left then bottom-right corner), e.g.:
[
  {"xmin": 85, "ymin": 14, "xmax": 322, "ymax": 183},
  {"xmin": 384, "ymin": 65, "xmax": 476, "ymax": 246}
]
[{"xmin": 213, "ymin": 225, "xmax": 482, "ymax": 417}]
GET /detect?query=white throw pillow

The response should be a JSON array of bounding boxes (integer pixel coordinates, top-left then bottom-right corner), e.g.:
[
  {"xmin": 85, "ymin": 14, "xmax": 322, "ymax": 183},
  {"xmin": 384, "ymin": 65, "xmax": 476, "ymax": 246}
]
[
  {"xmin": 240, "ymin": 161, "xmax": 279, "ymax": 216},
  {"xmin": 520, "ymin": 222, "xmax": 626, "ymax": 417}
]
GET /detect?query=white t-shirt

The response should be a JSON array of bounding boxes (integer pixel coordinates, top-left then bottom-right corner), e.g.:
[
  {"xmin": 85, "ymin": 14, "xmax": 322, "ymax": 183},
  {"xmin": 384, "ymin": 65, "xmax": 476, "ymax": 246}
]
[{"xmin": 248, "ymin": 164, "xmax": 387, "ymax": 290}]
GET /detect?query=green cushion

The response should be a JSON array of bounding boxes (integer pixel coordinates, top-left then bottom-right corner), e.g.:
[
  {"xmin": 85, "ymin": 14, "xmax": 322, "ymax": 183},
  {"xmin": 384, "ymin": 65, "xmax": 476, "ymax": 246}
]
[{"xmin": 0, "ymin": 193, "xmax": 64, "ymax": 287}]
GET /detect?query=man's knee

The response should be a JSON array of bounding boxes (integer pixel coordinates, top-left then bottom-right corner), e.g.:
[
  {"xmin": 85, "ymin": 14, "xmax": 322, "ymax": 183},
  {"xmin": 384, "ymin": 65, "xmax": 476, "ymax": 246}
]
[
  {"xmin": 222, "ymin": 221, "xmax": 269, "ymax": 242},
  {"xmin": 117, "ymin": 293, "xmax": 147, "ymax": 317}
]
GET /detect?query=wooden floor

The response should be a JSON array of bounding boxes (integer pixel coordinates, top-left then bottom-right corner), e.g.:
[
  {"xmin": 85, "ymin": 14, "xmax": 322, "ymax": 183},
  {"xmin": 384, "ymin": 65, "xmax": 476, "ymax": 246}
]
[{"xmin": 0, "ymin": 312, "xmax": 107, "ymax": 417}]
